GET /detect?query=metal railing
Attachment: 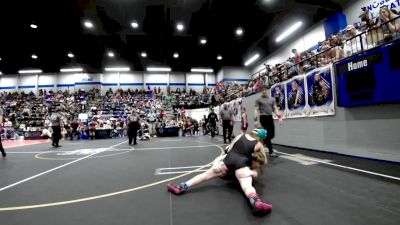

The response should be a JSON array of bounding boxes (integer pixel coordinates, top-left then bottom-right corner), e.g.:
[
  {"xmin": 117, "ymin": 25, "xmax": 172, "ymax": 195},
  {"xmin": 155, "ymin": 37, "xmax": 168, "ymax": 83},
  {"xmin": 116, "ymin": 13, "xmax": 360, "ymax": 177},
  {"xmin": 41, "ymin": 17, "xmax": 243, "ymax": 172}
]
[{"xmin": 221, "ymin": 16, "xmax": 400, "ymax": 102}]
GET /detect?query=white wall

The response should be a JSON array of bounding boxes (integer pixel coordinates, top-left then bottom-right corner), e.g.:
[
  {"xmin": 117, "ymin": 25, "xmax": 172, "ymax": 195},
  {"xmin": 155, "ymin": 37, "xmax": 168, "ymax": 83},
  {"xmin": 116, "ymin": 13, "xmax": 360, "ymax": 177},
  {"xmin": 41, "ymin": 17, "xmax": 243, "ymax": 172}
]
[
  {"xmin": 74, "ymin": 73, "xmax": 101, "ymax": 91},
  {"xmin": 0, "ymin": 75, "xmax": 18, "ymax": 92},
  {"xmin": 119, "ymin": 72, "xmax": 144, "ymax": 91},
  {"xmin": 186, "ymin": 73, "xmax": 205, "ymax": 92},
  {"xmin": 221, "ymin": 67, "xmax": 251, "ymax": 83},
  {"xmin": 38, "ymin": 74, "xmax": 56, "ymax": 91},
  {"xmin": 57, "ymin": 73, "xmax": 76, "ymax": 93},
  {"xmin": 206, "ymin": 73, "xmax": 216, "ymax": 86},
  {"xmin": 252, "ymin": 22, "xmax": 326, "ymax": 73},
  {"xmin": 169, "ymin": 72, "xmax": 186, "ymax": 91},
  {"xmin": 0, "ymin": 72, "xmax": 216, "ymax": 93},
  {"xmin": 144, "ymin": 73, "xmax": 168, "ymax": 93},
  {"xmin": 19, "ymin": 74, "xmax": 37, "ymax": 94},
  {"xmin": 217, "ymin": 69, "xmax": 224, "ymax": 83},
  {"xmin": 344, "ymin": 0, "xmax": 400, "ymax": 26},
  {"xmin": 101, "ymin": 73, "xmax": 119, "ymax": 94}
]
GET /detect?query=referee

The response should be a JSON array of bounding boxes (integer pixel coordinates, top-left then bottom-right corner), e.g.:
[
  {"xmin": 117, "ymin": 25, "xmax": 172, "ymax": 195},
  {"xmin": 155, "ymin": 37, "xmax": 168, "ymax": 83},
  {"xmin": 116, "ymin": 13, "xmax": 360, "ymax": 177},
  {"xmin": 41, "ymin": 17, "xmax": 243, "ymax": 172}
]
[
  {"xmin": 50, "ymin": 107, "xmax": 63, "ymax": 148},
  {"xmin": 220, "ymin": 103, "xmax": 234, "ymax": 144},
  {"xmin": 255, "ymin": 85, "xmax": 284, "ymax": 157}
]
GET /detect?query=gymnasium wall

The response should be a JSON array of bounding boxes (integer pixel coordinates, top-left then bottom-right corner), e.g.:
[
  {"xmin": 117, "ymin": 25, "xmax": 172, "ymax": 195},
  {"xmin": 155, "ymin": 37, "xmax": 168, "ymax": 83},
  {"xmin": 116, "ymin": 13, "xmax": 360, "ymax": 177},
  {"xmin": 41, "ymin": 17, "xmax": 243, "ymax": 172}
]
[
  {"xmin": 186, "ymin": 73, "xmax": 205, "ymax": 92},
  {"xmin": 232, "ymin": 92, "xmax": 400, "ymax": 162},
  {"xmin": 169, "ymin": 72, "xmax": 186, "ymax": 91},
  {"xmin": 0, "ymin": 72, "xmax": 216, "ymax": 93},
  {"xmin": 218, "ymin": 67, "xmax": 251, "ymax": 83},
  {"xmin": 252, "ymin": 22, "xmax": 326, "ymax": 74}
]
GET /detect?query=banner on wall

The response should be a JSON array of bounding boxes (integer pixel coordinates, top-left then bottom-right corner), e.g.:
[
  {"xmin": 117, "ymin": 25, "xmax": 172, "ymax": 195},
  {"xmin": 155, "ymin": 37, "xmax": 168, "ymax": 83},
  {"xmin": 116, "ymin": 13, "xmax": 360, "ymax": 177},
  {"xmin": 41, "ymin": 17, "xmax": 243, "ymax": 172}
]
[
  {"xmin": 306, "ymin": 66, "xmax": 335, "ymax": 117},
  {"xmin": 286, "ymin": 76, "xmax": 307, "ymax": 118},
  {"xmin": 347, "ymin": 0, "xmax": 400, "ymax": 26},
  {"xmin": 364, "ymin": 0, "xmax": 400, "ymax": 16},
  {"xmin": 270, "ymin": 83, "xmax": 286, "ymax": 119}
]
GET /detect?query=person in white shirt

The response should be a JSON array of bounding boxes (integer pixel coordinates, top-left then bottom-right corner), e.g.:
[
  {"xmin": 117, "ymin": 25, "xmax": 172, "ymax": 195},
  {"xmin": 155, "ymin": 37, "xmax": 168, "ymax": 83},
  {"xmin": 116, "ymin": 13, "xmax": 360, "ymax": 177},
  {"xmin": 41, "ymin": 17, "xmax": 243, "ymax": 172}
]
[{"xmin": 343, "ymin": 25, "xmax": 368, "ymax": 57}]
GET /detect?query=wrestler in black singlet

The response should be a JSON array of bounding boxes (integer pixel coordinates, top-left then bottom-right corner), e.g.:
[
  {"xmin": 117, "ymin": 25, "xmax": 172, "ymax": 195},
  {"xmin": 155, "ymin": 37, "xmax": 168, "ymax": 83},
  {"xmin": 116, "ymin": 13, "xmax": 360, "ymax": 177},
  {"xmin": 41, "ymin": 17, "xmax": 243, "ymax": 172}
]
[{"xmin": 223, "ymin": 135, "xmax": 258, "ymax": 172}]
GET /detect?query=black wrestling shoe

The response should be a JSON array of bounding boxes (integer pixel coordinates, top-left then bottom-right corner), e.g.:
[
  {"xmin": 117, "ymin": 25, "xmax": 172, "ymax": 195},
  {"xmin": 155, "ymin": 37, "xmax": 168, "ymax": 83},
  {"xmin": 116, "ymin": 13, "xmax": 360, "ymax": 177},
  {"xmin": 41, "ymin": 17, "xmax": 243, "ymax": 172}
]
[
  {"xmin": 269, "ymin": 152, "xmax": 278, "ymax": 158},
  {"xmin": 1, "ymin": 152, "xmax": 6, "ymax": 158}
]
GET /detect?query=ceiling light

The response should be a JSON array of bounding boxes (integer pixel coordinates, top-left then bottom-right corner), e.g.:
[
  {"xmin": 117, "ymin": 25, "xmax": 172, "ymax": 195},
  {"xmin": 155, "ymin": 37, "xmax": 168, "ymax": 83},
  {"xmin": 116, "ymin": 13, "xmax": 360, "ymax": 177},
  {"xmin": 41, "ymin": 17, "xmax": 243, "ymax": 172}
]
[
  {"xmin": 108, "ymin": 51, "xmax": 115, "ymax": 58},
  {"xmin": 84, "ymin": 20, "xmax": 94, "ymax": 29},
  {"xmin": 244, "ymin": 54, "xmax": 260, "ymax": 66},
  {"xmin": 217, "ymin": 55, "xmax": 223, "ymax": 60},
  {"xmin": 235, "ymin": 27, "xmax": 244, "ymax": 36},
  {"xmin": 60, "ymin": 68, "xmax": 83, "ymax": 73},
  {"xmin": 0, "ymin": 71, "xmax": 2, "ymax": 75},
  {"xmin": 67, "ymin": 53, "xmax": 74, "ymax": 58},
  {"xmin": 31, "ymin": 54, "xmax": 38, "ymax": 59},
  {"xmin": 191, "ymin": 68, "xmax": 214, "ymax": 73},
  {"xmin": 18, "ymin": 69, "xmax": 42, "ymax": 74},
  {"xmin": 173, "ymin": 53, "xmax": 179, "ymax": 58},
  {"xmin": 104, "ymin": 67, "xmax": 131, "ymax": 72},
  {"xmin": 276, "ymin": 21, "xmax": 303, "ymax": 43},
  {"xmin": 147, "ymin": 67, "xmax": 171, "ymax": 72},
  {"xmin": 176, "ymin": 23, "xmax": 184, "ymax": 31},
  {"xmin": 200, "ymin": 38, "xmax": 207, "ymax": 45},
  {"xmin": 131, "ymin": 21, "xmax": 139, "ymax": 29},
  {"xmin": 0, "ymin": 57, "xmax": 2, "ymax": 61},
  {"xmin": 30, "ymin": 24, "xmax": 38, "ymax": 29},
  {"xmin": 141, "ymin": 52, "xmax": 147, "ymax": 58}
]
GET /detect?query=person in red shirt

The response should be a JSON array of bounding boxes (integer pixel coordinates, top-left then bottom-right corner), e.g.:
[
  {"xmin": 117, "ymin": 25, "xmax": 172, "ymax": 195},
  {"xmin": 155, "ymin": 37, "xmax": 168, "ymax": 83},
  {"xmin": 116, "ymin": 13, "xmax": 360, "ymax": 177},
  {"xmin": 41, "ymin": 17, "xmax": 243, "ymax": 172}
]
[
  {"xmin": 180, "ymin": 107, "xmax": 186, "ymax": 120},
  {"xmin": 183, "ymin": 120, "xmax": 191, "ymax": 136},
  {"xmin": 160, "ymin": 109, "xmax": 166, "ymax": 119}
]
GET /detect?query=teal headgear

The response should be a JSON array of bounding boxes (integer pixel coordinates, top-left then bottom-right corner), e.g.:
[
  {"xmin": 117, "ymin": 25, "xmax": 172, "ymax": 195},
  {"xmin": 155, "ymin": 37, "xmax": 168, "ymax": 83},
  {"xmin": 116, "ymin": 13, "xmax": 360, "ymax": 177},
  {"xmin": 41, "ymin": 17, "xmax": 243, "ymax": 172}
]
[{"xmin": 253, "ymin": 128, "xmax": 267, "ymax": 139}]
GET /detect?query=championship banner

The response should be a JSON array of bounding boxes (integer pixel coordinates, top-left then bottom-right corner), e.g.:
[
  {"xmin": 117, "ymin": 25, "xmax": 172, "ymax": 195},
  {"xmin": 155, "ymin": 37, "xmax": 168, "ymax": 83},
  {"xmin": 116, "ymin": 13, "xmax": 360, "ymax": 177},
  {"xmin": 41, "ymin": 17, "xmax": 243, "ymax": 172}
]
[
  {"xmin": 306, "ymin": 66, "xmax": 335, "ymax": 117},
  {"xmin": 286, "ymin": 76, "xmax": 307, "ymax": 118},
  {"xmin": 270, "ymin": 83, "xmax": 286, "ymax": 119}
]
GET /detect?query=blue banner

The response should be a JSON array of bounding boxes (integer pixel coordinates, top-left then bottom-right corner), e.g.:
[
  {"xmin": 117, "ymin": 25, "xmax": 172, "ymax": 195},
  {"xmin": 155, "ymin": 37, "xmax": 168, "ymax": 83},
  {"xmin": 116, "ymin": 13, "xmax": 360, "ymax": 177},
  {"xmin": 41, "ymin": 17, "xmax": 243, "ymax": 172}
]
[
  {"xmin": 286, "ymin": 76, "xmax": 307, "ymax": 118},
  {"xmin": 270, "ymin": 83, "xmax": 286, "ymax": 119},
  {"xmin": 306, "ymin": 66, "xmax": 335, "ymax": 117}
]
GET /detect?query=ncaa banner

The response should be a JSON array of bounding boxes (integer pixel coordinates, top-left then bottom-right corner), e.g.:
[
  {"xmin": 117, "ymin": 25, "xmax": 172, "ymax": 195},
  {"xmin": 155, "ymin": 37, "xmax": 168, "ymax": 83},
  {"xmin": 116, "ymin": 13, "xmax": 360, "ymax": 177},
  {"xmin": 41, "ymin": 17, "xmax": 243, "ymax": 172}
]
[
  {"xmin": 270, "ymin": 82, "xmax": 286, "ymax": 119},
  {"xmin": 306, "ymin": 65, "xmax": 336, "ymax": 117},
  {"xmin": 286, "ymin": 75, "xmax": 307, "ymax": 118}
]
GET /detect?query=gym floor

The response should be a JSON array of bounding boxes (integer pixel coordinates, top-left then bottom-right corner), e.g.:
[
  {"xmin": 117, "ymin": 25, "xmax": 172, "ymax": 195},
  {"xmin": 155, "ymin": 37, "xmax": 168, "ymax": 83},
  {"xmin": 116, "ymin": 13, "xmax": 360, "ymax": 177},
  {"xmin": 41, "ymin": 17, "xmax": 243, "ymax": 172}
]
[{"xmin": 0, "ymin": 136, "xmax": 399, "ymax": 225}]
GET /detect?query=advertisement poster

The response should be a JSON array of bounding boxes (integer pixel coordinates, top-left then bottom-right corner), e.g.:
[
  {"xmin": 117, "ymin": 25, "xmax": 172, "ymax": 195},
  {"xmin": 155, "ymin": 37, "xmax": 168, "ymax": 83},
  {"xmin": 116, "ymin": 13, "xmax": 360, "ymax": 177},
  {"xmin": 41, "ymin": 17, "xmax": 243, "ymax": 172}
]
[
  {"xmin": 286, "ymin": 76, "xmax": 307, "ymax": 118},
  {"xmin": 270, "ymin": 83, "xmax": 286, "ymax": 119},
  {"xmin": 306, "ymin": 66, "xmax": 335, "ymax": 117}
]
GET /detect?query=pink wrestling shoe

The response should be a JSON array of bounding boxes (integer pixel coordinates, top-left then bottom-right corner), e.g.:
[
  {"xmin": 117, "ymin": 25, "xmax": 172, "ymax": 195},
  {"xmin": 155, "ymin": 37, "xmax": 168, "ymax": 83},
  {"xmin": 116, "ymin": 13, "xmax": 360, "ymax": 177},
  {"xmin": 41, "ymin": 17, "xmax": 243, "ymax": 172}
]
[
  {"xmin": 248, "ymin": 193, "xmax": 272, "ymax": 215},
  {"xmin": 253, "ymin": 201, "xmax": 272, "ymax": 215},
  {"xmin": 166, "ymin": 184, "xmax": 184, "ymax": 195}
]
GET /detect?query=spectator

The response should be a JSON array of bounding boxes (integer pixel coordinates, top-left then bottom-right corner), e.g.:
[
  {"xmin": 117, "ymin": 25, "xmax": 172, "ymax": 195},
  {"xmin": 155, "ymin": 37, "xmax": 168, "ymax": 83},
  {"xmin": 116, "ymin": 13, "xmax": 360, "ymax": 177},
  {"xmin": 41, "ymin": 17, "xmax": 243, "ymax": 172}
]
[
  {"xmin": 343, "ymin": 25, "xmax": 367, "ymax": 57},
  {"xmin": 377, "ymin": 6, "xmax": 400, "ymax": 36}
]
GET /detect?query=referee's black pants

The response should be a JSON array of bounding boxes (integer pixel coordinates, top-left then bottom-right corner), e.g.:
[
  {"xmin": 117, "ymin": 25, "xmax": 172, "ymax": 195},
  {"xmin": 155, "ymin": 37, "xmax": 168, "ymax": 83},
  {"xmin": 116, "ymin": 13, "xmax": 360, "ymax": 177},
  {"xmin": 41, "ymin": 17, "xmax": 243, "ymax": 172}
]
[
  {"xmin": 259, "ymin": 115, "xmax": 275, "ymax": 154},
  {"xmin": 128, "ymin": 129, "xmax": 137, "ymax": 145},
  {"xmin": 222, "ymin": 120, "xmax": 232, "ymax": 143},
  {"xmin": 0, "ymin": 137, "xmax": 5, "ymax": 157},
  {"xmin": 52, "ymin": 126, "xmax": 61, "ymax": 147}
]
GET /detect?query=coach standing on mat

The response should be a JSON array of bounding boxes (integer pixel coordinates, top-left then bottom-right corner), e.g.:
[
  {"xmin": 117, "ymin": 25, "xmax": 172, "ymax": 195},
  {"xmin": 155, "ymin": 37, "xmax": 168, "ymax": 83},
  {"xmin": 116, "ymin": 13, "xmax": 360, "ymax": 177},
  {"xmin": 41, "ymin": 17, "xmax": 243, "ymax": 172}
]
[
  {"xmin": 255, "ymin": 85, "xmax": 284, "ymax": 157},
  {"xmin": 50, "ymin": 107, "xmax": 63, "ymax": 148},
  {"xmin": 220, "ymin": 103, "xmax": 235, "ymax": 144},
  {"xmin": 0, "ymin": 104, "xmax": 7, "ymax": 157}
]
